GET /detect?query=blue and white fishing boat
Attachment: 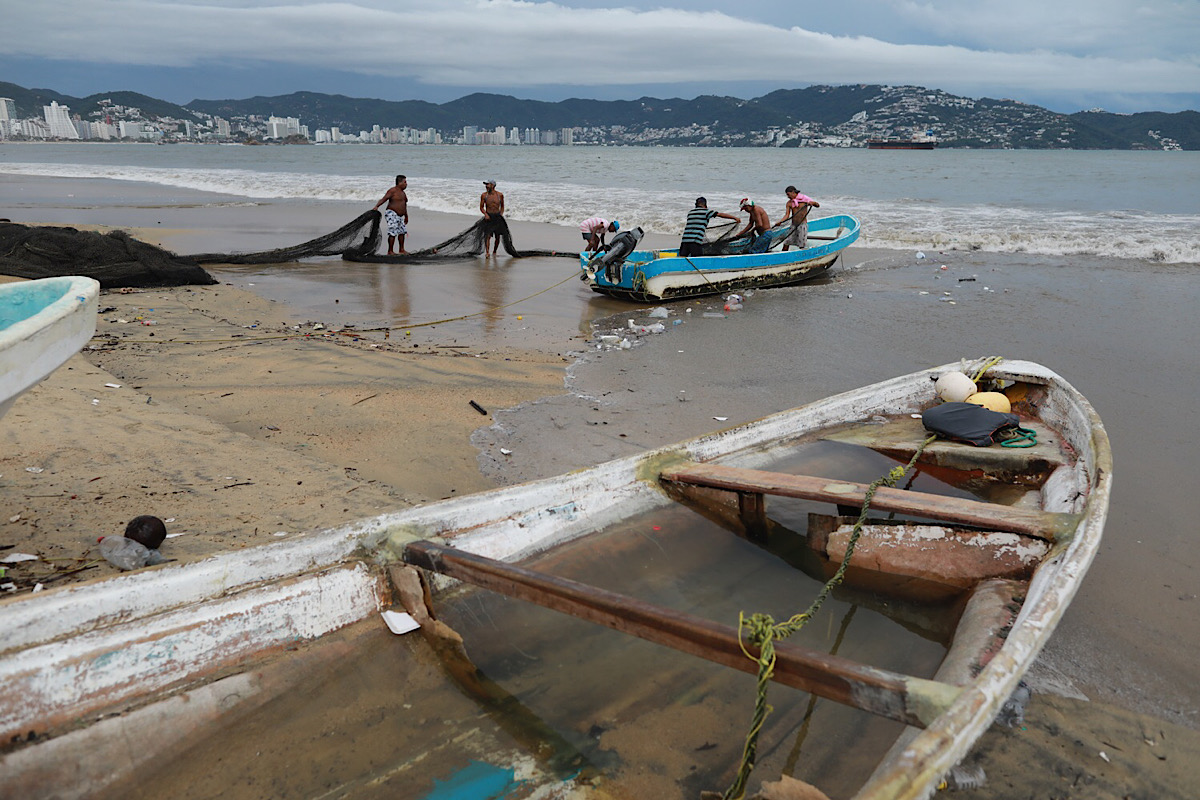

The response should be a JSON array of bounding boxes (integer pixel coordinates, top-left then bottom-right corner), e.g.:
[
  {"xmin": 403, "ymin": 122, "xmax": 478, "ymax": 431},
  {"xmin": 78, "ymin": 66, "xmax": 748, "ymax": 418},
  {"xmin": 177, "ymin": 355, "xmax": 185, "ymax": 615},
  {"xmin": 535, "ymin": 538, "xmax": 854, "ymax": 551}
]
[
  {"xmin": 580, "ymin": 214, "xmax": 860, "ymax": 302},
  {"xmin": 0, "ymin": 276, "xmax": 100, "ymax": 423}
]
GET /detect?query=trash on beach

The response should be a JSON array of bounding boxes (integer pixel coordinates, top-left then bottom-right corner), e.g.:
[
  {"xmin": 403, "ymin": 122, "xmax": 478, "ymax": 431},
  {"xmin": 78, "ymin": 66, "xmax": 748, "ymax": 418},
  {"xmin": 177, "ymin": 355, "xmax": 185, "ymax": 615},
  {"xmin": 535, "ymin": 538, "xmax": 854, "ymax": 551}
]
[
  {"xmin": 500, "ymin": 448, "xmax": 512, "ymax": 456},
  {"xmin": 702, "ymin": 312, "xmax": 726, "ymax": 319},
  {"xmin": 628, "ymin": 320, "xmax": 666, "ymax": 334},
  {"xmin": 382, "ymin": 610, "xmax": 421, "ymax": 635},
  {"xmin": 104, "ymin": 383, "xmax": 121, "ymax": 388},
  {"xmin": 1, "ymin": 553, "xmax": 38, "ymax": 564},
  {"xmin": 916, "ymin": 251, "xmax": 927, "ymax": 259},
  {"xmin": 958, "ymin": 277, "xmax": 976, "ymax": 282},
  {"xmin": 713, "ymin": 416, "xmax": 729, "ymax": 421},
  {"xmin": 647, "ymin": 307, "xmax": 669, "ymax": 318},
  {"xmin": 724, "ymin": 294, "xmax": 743, "ymax": 311},
  {"xmin": 468, "ymin": 400, "xmax": 488, "ymax": 415},
  {"xmin": 25, "ymin": 467, "xmax": 44, "ymax": 473},
  {"xmin": 97, "ymin": 536, "xmax": 170, "ymax": 571}
]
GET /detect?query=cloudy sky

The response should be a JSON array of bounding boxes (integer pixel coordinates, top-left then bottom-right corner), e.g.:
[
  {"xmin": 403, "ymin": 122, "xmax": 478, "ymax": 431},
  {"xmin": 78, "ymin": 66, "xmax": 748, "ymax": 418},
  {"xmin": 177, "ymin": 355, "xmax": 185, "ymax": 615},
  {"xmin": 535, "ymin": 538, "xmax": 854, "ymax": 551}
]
[{"xmin": 3, "ymin": 0, "xmax": 1198, "ymax": 113}]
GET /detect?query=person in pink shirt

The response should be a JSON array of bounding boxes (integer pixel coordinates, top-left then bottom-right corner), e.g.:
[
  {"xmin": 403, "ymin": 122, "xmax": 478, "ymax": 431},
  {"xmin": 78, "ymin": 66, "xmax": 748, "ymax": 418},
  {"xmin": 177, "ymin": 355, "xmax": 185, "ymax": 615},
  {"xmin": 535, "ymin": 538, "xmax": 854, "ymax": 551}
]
[
  {"xmin": 580, "ymin": 217, "xmax": 619, "ymax": 253},
  {"xmin": 776, "ymin": 185, "xmax": 820, "ymax": 250}
]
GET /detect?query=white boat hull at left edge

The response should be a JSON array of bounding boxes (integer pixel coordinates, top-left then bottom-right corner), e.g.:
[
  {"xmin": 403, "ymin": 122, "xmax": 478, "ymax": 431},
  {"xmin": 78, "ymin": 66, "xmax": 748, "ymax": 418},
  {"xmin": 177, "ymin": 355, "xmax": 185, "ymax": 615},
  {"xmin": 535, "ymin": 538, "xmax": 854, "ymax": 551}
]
[{"xmin": 0, "ymin": 276, "xmax": 101, "ymax": 422}]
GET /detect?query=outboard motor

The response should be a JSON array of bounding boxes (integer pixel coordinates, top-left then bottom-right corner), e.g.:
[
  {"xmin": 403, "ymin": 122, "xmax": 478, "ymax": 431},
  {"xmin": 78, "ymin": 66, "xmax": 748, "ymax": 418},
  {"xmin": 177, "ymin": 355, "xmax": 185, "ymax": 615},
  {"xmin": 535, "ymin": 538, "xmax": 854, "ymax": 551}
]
[{"xmin": 584, "ymin": 227, "xmax": 643, "ymax": 283}]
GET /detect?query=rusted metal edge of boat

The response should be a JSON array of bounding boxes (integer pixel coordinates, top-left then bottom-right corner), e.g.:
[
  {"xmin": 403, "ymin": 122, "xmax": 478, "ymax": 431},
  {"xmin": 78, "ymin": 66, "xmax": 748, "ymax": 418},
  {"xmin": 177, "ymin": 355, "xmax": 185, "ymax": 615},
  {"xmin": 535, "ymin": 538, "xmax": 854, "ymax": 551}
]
[{"xmin": 0, "ymin": 359, "xmax": 1111, "ymax": 800}]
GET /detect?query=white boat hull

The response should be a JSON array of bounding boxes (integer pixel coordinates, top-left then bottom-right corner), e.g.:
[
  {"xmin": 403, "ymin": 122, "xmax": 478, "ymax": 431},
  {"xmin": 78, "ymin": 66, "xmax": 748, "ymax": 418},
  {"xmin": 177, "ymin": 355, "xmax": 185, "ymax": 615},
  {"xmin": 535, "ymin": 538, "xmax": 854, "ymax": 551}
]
[{"xmin": 0, "ymin": 276, "xmax": 100, "ymax": 421}]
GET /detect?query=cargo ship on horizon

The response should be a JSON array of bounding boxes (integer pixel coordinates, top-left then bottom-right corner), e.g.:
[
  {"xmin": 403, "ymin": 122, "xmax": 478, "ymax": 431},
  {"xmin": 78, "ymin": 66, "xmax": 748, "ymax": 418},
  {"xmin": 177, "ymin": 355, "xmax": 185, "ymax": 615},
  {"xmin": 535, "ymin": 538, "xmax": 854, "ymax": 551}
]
[{"xmin": 867, "ymin": 137, "xmax": 938, "ymax": 150}]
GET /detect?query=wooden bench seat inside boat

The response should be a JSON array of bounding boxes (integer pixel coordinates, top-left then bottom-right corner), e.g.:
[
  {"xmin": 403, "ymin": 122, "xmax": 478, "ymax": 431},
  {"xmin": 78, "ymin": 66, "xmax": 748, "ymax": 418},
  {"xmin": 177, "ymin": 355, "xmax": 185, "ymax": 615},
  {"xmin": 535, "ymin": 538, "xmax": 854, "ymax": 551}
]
[
  {"xmin": 658, "ymin": 461, "xmax": 1079, "ymax": 541},
  {"xmin": 806, "ymin": 514, "xmax": 1048, "ymax": 603},
  {"xmin": 819, "ymin": 416, "xmax": 1066, "ymax": 486}
]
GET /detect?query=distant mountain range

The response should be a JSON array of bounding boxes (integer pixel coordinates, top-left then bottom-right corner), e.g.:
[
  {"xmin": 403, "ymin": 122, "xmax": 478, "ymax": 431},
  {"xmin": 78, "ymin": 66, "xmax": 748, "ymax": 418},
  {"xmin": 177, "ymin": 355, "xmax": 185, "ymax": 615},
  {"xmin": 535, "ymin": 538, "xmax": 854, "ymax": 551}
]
[{"xmin": 3, "ymin": 80, "xmax": 1198, "ymax": 150}]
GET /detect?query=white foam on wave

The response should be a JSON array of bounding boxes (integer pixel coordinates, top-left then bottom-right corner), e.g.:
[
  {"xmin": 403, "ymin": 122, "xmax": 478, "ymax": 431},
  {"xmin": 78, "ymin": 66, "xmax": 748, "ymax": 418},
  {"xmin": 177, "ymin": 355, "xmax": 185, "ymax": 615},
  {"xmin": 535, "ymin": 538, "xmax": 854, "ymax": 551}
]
[{"xmin": 4, "ymin": 161, "xmax": 1198, "ymax": 264}]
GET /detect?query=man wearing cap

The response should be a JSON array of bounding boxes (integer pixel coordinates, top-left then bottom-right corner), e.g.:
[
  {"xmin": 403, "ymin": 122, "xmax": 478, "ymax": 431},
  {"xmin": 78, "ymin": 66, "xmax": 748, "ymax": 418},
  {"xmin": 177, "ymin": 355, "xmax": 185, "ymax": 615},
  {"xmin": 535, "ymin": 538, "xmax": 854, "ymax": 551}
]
[
  {"xmin": 734, "ymin": 198, "xmax": 773, "ymax": 254},
  {"xmin": 580, "ymin": 217, "xmax": 619, "ymax": 253},
  {"xmin": 479, "ymin": 180, "xmax": 506, "ymax": 256},
  {"xmin": 679, "ymin": 197, "xmax": 740, "ymax": 258}
]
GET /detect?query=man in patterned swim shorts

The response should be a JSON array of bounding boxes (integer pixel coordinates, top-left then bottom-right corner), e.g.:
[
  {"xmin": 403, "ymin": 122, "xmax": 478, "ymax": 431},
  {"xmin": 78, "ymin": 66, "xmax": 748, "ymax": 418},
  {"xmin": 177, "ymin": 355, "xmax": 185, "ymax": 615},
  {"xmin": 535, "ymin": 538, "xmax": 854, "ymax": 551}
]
[{"xmin": 373, "ymin": 174, "xmax": 409, "ymax": 255}]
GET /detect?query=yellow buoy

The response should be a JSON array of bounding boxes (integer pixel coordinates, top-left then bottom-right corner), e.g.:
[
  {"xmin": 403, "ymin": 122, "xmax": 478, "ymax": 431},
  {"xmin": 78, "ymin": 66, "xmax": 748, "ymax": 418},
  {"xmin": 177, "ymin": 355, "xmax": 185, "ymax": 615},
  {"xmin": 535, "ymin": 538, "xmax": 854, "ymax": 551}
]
[{"xmin": 966, "ymin": 391, "xmax": 1011, "ymax": 414}]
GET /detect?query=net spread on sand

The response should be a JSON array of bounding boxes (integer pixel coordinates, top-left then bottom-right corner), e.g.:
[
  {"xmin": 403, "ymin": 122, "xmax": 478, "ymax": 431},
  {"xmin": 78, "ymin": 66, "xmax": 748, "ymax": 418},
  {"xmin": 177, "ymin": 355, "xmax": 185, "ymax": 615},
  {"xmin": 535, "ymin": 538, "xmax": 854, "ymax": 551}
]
[
  {"xmin": 192, "ymin": 211, "xmax": 578, "ymax": 264},
  {"xmin": 0, "ymin": 222, "xmax": 218, "ymax": 289}
]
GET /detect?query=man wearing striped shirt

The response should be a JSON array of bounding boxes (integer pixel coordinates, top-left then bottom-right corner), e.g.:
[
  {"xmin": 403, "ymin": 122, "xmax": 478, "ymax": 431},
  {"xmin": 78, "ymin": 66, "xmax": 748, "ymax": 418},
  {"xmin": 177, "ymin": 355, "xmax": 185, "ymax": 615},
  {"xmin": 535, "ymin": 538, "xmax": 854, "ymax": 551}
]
[{"xmin": 678, "ymin": 197, "xmax": 740, "ymax": 258}]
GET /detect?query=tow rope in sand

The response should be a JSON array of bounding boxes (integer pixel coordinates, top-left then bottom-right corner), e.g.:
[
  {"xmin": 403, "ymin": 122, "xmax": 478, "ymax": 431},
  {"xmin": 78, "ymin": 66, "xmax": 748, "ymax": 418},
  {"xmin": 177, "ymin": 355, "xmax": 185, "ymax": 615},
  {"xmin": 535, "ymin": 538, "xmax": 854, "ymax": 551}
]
[{"xmin": 721, "ymin": 357, "xmax": 1008, "ymax": 799}]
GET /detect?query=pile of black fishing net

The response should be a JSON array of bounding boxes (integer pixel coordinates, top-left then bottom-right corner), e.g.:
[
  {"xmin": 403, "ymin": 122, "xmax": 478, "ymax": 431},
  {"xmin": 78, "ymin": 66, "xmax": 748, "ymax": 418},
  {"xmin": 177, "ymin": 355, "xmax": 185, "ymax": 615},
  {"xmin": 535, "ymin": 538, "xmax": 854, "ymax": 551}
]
[
  {"xmin": 192, "ymin": 210, "xmax": 577, "ymax": 265},
  {"xmin": 693, "ymin": 218, "xmax": 792, "ymax": 256},
  {"xmin": 0, "ymin": 222, "xmax": 217, "ymax": 289}
]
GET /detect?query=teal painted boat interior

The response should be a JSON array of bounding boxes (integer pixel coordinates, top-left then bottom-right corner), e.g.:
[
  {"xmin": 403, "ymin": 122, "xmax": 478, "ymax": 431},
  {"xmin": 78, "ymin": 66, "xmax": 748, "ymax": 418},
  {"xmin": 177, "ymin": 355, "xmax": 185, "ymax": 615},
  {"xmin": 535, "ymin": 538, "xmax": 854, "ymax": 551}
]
[
  {"xmin": 419, "ymin": 760, "xmax": 524, "ymax": 800},
  {"xmin": 0, "ymin": 277, "xmax": 73, "ymax": 332}
]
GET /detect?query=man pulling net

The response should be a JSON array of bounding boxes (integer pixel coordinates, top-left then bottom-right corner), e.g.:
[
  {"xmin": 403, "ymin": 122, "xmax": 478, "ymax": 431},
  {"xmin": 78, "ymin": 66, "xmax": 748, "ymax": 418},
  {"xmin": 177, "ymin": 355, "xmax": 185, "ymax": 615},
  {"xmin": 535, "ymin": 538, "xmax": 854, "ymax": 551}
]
[{"xmin": 191, "ymin": 210, "xmax": 576, "ymax": 265}]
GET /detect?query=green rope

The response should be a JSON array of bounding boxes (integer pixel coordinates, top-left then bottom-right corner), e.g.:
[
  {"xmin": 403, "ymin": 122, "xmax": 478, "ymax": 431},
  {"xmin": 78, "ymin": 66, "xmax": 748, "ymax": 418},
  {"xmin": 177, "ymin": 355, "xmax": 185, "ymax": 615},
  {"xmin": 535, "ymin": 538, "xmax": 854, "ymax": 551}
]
[{"xmin": 721, "ymin": 436, "xmax": 936, "ymax": 800}]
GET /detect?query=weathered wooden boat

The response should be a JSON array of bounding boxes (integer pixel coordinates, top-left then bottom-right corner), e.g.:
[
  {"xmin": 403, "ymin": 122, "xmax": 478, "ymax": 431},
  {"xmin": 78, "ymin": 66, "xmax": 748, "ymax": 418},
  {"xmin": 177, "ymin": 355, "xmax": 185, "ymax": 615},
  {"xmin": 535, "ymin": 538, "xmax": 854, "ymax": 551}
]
[
  {"xmin": 580, "ymin": 214, "xmax": 859, "ymax": 302},
  {"xmin": 0, "ymin": 275, "xmax": 100, "ymax": 423},
  {"xmin": 0, "ymin": 359, "xmax": 1109, "ymax": 800}
]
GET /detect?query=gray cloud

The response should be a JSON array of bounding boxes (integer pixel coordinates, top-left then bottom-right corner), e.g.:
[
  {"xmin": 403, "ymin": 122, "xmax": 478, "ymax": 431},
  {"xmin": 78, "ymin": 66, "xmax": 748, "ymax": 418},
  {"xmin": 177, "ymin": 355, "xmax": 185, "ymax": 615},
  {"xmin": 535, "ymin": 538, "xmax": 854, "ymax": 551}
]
[{"xmin": 3, "ymin": 0, "xmax": 1198, "ymax": 105}]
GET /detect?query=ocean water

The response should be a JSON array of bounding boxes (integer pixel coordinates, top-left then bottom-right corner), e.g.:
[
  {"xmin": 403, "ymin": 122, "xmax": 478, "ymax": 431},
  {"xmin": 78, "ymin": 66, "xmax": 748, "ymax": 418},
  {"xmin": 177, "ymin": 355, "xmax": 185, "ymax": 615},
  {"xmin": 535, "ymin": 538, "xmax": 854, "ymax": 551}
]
[{"xmin": 2, "ymin": 143, "xmax": 1199, "ymax": 263}]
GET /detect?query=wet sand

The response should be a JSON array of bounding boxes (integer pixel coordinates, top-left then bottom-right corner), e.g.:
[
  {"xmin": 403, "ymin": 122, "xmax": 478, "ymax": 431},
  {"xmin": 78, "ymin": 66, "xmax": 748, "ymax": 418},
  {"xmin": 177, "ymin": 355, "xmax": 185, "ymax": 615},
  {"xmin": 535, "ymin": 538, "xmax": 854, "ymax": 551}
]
[{"xmin": 3, "ymin": 175, "xmax": 1199, "ymax": 797}]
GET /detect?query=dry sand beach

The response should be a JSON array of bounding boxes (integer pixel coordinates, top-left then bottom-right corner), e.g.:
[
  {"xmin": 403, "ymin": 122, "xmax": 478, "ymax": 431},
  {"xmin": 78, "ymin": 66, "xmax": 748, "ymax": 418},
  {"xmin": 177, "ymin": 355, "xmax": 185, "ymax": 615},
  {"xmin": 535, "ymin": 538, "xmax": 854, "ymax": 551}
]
[{"xmin": 3, "ymin": 174, "xmax": 1199, "ymax": 798}]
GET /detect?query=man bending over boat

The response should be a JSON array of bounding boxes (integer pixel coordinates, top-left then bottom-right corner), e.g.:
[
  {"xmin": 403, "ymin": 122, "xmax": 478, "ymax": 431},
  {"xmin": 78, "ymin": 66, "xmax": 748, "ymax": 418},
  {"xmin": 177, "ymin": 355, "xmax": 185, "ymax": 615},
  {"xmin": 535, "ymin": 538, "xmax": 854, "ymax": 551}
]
[
  {"xmin": 777, "ymin": 186, "xmax": 820, "ymax": 250},
  {"xmin": 735, "ymin": 198, "xmax": 773, "ymax": 253},
  {"xmin": 679, "ymin": 197, "xmax": 740, "ymax": 258},
  {"xmin": 580, "ymin": 217, "xmax": 619, "ymax": 253},
  {"xmin": 479, "ymin": 180, "xmax": 506, "ymax": 257},
  {"xmin": 373, "ymin": 174, "xmax": 409, "ymax": 255}
]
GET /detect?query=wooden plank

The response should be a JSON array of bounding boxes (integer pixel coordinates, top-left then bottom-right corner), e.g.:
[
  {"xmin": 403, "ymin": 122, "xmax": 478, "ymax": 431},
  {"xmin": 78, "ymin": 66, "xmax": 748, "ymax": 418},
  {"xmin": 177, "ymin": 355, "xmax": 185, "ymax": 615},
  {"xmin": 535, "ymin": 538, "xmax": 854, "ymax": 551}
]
[
  {"xmin": 660, "ymin": 462, "xmax": 1077, "ymax": 541},
  {"xmin": 403, "ymin": 540, "xmax": 960, "ymax": 728}
]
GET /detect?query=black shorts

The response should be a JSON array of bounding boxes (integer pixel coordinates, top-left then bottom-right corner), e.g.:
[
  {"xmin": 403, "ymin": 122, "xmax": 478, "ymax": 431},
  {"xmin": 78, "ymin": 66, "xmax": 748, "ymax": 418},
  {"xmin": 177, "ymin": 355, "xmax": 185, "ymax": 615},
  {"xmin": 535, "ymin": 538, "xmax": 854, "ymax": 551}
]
[{"xmin": 679, "ymin": 241, "xmax": 704, "ymax": 258}]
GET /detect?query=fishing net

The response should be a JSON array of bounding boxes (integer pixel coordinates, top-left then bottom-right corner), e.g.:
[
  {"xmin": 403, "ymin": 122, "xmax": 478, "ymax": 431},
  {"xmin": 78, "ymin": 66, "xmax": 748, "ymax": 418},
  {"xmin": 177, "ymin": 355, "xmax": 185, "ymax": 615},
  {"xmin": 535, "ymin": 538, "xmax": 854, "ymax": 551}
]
[
  {"xmin": 695, "ymin": 219, "xmax": 793, "ymax": 256},
  {"xmin": 0, "ymin": 222, "xmax": 217, "ymax": 289},
  {"xmin": 192, "ymin": 210, "xmax": 577, "ymax": 265}
]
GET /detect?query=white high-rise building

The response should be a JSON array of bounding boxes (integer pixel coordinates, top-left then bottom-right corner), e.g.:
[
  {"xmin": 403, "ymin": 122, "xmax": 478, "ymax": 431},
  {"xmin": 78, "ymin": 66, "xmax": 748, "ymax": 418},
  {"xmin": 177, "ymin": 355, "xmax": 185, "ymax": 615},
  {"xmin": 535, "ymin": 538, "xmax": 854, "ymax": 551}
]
[
  {"xmin": 0, "ymin": 98, "xmax": 16, "ymax": 122},
  {"xmin": 43, "ymin": 101, "xmax": 80, "ymax": 139}
]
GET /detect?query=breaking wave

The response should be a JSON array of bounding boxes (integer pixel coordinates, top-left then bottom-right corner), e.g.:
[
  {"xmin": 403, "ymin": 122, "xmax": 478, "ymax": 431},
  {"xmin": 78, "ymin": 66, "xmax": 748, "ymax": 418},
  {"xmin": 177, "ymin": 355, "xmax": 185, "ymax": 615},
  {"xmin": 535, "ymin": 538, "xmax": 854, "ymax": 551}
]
[{"xmin": 3, "ymin": 160, "xmax": 1198, "ymax": 264}]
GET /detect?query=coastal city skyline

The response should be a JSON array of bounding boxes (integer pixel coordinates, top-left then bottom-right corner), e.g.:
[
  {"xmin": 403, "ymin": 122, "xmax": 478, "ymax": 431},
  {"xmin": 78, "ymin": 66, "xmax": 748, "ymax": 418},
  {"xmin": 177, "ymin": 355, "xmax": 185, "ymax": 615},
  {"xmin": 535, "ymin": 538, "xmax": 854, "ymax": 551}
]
[
  {"xmin": 2, "ymin": 82, "xmax": 1194, "ymax": 150},
  {"xmin": 2, "ymin": 1, "xmax": 1198, "ymax": 116}
]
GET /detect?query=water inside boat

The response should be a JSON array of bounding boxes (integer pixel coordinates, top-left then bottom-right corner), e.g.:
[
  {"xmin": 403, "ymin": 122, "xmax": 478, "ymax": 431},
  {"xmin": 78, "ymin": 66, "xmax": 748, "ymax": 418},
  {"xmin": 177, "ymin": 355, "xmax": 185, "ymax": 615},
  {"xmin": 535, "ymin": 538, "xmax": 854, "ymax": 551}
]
[{"xmin": 95, "ymin": 434, "xmax": 1043, "ymax": 799}]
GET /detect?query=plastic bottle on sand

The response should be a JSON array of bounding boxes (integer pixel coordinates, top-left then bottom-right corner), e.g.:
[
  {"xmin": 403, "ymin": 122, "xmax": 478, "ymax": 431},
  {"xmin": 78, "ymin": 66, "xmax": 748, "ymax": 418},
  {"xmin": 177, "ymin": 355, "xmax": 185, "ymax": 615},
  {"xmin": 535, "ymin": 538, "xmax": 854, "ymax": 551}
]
[{"xmin": 97, "ymin": 536, "xmax": 169, "ymax": 570}]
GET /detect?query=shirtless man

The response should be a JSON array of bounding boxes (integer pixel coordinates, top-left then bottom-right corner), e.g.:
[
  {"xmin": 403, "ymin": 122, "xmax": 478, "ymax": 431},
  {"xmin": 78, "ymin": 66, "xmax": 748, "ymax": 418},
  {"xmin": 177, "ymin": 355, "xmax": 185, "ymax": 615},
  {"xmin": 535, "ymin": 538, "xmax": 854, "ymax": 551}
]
[
  {"xmin": 735, "ymin": 198, "xmax": 773, "ymax": 253},
  {"xmin": 479, "ymin": 180, "xmax": 506, "ymax": 257},
  {"xmin": 776, "ymin": 185, "xmax": 820, "ymax": 250},
  {"xmin": 373, "ymin": 175, "xmax": 409, "ymax": 255}
]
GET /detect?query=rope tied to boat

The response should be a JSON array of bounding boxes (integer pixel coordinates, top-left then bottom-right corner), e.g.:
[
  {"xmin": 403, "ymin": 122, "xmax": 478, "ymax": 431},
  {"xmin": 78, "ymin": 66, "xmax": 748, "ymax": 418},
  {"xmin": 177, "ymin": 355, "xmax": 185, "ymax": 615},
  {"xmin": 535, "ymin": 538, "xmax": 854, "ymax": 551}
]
[
  {"xmin": 722, "ymin": 357, "xmax": 1014, "ymax": 798},
  {"xmin": 721, "ymin": 436, "xmax": 937, "ymax": 800}
]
